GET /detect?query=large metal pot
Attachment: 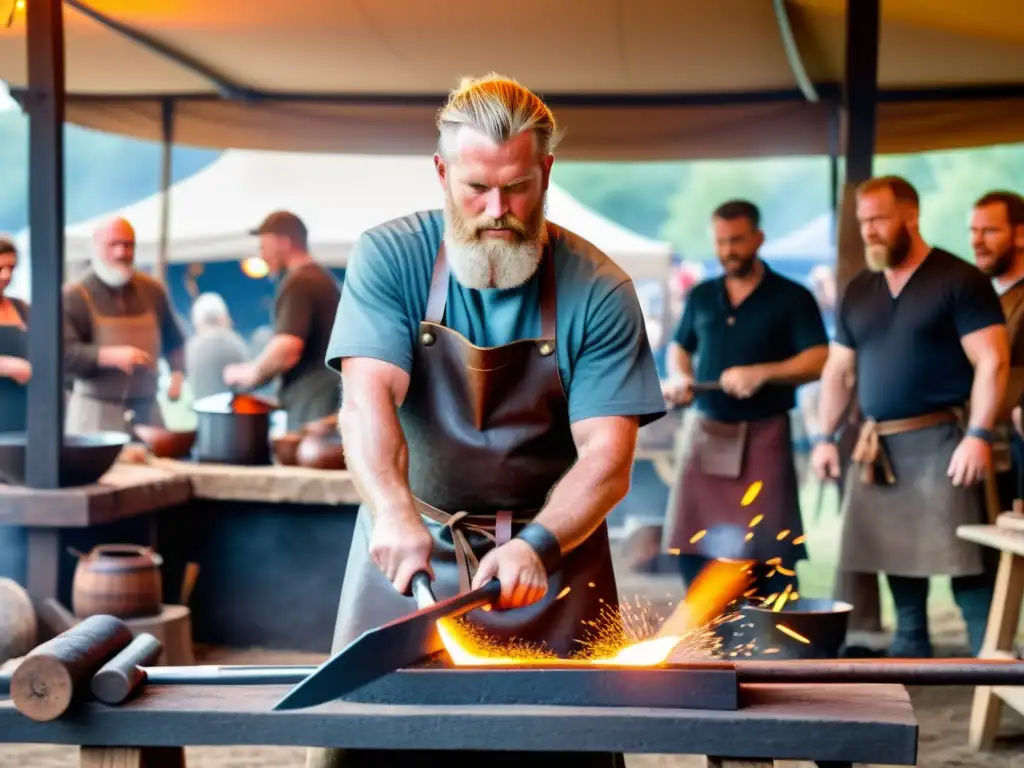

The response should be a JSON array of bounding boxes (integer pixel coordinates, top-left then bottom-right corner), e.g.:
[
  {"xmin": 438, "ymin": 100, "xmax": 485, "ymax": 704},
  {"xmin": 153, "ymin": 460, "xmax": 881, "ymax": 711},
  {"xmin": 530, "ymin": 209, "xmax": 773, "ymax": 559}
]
[{"xmin": 193, "ymin": 391, "xmax": 276, "ymax": 465}]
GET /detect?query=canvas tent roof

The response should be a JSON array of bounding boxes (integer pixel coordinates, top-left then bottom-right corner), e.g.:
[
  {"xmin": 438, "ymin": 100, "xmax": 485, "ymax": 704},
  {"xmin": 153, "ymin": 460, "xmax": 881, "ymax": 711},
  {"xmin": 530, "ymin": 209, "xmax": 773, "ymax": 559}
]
[
  {"xmin": 761, "ymin": 213, "xmax": 836, "ymax": 259},
  {"xmin": 1, "ymin": 0, "xmax": 1024, "ymax": 159},
  {"xmin": 11, "ymin": 149, "xmax": 673, "ymax": 287}
]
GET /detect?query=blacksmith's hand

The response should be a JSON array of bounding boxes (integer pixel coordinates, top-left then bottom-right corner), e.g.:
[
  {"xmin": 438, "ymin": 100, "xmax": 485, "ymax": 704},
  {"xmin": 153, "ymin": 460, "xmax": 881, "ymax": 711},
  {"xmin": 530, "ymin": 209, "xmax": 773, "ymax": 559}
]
[
  {"xmin": 98, "ymin": 345, "xmax": 153, "ymax": 375},
  {"xmin": 368, "ymin": 511, "xmax": 434, "ymax": 596},
  {"xmin": 662, "ymin": 375, "xmax": 694, "ymax": 406},
  {"xmin": 947, "ymin": 435, "xmax": 991, "ymax": 487},
  {"xmin": 472, "ymin": 539, "xmax": 548, "ymax": 609},
  {"xmin": 222, "ymin": 362, "xmax": 256, "ymax": 389},
  {"xmin": 810, "ymin": 441, "xmax": 841, "ymax": 481},
  {"xmin": 719, "ymin": 365, "xmax": 767, "ymax": 399}
]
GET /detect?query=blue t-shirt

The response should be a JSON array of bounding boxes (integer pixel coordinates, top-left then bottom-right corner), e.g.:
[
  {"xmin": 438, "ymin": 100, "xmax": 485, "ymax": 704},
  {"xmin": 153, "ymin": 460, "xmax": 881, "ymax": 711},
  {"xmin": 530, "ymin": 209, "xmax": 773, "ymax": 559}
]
[{"xmin": 326, "ymin": 210, "xmax": 666, "ymax": 427}]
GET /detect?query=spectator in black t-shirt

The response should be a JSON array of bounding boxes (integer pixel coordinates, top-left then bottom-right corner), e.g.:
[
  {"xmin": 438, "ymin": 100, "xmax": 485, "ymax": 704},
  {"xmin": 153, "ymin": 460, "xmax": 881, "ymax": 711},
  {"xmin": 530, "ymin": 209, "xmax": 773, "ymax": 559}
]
[
  {"xmin": 223, "ymin": 211, "xmax": 342, "ymax": 431},
  {"xmin": 662, "ymin": 200, "xmax": 828, "ymax": 600},
  {"xmin": 812, "ymin": 175, "xmax": 1009, "ymax": 658}
]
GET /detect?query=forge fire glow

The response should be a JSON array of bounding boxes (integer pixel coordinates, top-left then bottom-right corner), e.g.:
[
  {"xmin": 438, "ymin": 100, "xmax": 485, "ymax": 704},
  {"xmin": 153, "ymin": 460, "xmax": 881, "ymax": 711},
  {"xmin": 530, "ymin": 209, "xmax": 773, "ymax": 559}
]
[{"xmin": 435, "ymin": 559, "xmax": 753, "ymax": 667}]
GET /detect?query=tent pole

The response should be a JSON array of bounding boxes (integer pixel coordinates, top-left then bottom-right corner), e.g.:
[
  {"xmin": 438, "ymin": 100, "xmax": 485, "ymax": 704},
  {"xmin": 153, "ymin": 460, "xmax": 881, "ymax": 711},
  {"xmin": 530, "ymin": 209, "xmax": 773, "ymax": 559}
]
[
  {"xmin": 834, "ymin": 0, "xmax": 879, "ymax": 298},
  {"xmin": 155, "ymin": 99, "xmax": 175, "ymax": 285},
  {"xmin": 25, "ymin": 0, "xmax": 66, "ymax": 490}
]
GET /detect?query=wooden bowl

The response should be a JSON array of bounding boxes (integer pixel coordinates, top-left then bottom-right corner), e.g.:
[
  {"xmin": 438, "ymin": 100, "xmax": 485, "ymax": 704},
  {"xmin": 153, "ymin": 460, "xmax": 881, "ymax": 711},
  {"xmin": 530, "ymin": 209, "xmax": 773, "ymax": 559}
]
[{"xmin": 132, "ymin": 425, "xmax": 197, "ymax": 459}]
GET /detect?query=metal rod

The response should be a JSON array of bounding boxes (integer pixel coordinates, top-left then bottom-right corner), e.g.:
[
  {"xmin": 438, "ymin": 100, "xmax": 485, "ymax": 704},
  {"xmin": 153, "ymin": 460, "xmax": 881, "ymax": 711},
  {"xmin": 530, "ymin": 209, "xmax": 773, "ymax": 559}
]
[{"xmin": 733, "ymin": 658, "xmax": 1024, "ymax": 686}]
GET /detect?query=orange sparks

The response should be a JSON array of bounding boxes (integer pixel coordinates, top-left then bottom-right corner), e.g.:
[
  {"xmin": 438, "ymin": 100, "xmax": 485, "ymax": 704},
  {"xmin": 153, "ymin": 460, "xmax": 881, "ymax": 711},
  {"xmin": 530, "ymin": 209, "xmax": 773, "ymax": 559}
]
[
  {"xmin": 776, "ymin": 529, "xmax": 791, "ymax": 541},
  {"xmin": 765, "ymin": 556, "xmax": 782, "ymax": 566},
  {"xmin": 744, "ymin": 532, "xmax": 754, "ymax": 542},
  {"xmin": 748, "ymin": 514, "xmax": 764, "ymax": 528},
  {"xmin": 667, "ymin": 548, "xmax": 681, "ymax": 555},
  {"xmin": 776, "ymin": 624, "xmax": 810, "ymax": 644},
  {"xmin": 689, "ymin": 529, "xmax": 707, "ymax": 544},
  {"xmin": 556, "ymin": 586, "xmax": 572, "ymax": 600},
  {"xmin": 776, "ymin": 565, "xmax": 796, "ymax": 577},
  {"xmin": 741, "ymin": 482, "xmax": 763, "ymax": 506},
  {"xmin": 771, "ymin": 584, "xmax": 793, "ymax": 612},
  {"xmin": 588, "ymin": 582, "xmax": 596, "ymax": 588},
  {"xmin": 792, "ymin": 535, "xmax": 806, "ymax": 545}
]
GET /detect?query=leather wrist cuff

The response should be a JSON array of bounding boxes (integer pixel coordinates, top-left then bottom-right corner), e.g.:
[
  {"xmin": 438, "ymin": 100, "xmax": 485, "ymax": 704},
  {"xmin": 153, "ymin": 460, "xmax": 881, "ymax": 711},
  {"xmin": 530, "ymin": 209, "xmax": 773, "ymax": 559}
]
[
  {"xmin": 967, "ymin": 426, "xmax": 995, "ymax": 444},
  {"xmin": 516, "ymin": 523, "xmax": 562, "ymax": 574}
]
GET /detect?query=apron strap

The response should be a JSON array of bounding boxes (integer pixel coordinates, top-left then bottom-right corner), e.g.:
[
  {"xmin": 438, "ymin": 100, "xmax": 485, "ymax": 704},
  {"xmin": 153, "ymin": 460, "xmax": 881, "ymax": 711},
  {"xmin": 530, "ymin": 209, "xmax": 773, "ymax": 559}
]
[
  {"xmin": 425, "ymin": 243, "xmax": 450, "ymax": 325},
  {"xmin": 426, "ymin": 230, "xmax": 558, "ymax": 340}
]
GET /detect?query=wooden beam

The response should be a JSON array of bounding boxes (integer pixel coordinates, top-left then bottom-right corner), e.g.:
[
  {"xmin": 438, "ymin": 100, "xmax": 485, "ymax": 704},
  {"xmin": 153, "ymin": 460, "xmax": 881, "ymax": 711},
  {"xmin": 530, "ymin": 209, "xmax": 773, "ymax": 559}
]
[
  {"xmin": 24, "ymin": 0, "xmax": 66, "ymax": 488},
  {"xmin": 834, "ymin": 0, "xmax": 880, "ymax": 296}
]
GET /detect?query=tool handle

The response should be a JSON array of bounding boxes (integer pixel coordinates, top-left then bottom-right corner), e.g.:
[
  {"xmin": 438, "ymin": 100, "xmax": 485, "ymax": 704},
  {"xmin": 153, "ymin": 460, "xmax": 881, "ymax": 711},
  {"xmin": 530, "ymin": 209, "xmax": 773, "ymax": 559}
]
[
  {"xmin": 91, "ymin": 633, "xmax": 164, "ymax": 705},
  {"xmin": 410, "ymin": 571, "xmax": 436, "ymax": 608}
]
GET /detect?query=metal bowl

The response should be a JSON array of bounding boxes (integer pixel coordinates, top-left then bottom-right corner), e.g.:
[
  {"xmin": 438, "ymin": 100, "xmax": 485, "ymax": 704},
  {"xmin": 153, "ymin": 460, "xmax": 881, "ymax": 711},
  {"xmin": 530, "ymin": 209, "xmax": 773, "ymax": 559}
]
[
  {"xmin": 0, "ymin": 431, "xmax": 130, "ymax": 487},
  {"xmin": 737, "ymin": 597, "xmax": 853, "ymax": 660}
]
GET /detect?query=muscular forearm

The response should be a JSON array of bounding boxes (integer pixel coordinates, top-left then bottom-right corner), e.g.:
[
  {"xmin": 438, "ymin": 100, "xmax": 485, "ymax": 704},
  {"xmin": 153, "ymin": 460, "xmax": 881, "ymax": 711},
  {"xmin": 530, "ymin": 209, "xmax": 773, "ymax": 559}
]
[
  {"xmin": 817, "ymin": 365, "xmax": 854, "ymax": 437},
  {"xmin": 338, "ymin": 393, "xmax": 417, "ymax": 522},
  {"xmin": 64, "ymin": 340, "xmax": 102, "ymax": 377},
  {"xmin": 969, "ymin": 355, "xmax": 1008, "ymax": 431},
  {"xmin": 0, "ymin": 355, "xmax": 24, "ymax": 378},
  {"xmin": 667, "ymin": 344, "xmax": 692, "ymax": 379},
  {"xmin": 761, "ymin": 346, "xmax": 828, "ymax": 386},
  {"xmin": 165, "ymin": 346, "xmax": 185, "ymax": 374},
  {"xmin": 251, "ymin": 335, "xmax": 302, "ymax": 387},
  {"xmin": 533, "ymin": 443, "xmax": 632, "ymax": 555}
]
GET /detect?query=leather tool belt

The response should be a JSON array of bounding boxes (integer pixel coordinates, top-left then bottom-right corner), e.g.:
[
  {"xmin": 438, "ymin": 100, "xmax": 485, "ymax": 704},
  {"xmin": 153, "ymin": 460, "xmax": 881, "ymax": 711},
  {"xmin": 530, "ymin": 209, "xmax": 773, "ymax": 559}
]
[{"xmin": 851, "ymin": 408, "xmax": 959, "ymax": 486}]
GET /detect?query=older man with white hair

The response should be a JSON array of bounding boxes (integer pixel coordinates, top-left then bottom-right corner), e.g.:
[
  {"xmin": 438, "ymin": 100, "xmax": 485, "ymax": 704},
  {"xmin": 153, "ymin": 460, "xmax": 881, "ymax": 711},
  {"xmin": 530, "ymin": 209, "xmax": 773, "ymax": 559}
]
[
  {"xmin": 308, "ymin": 74, "xmax": 665, "ymax": 768},
  {"xmin": 63, "ymin": 217, "xmax": 186, "ymax": 433},
  {"xmin": 185, "ymin": 292, "xmax": 249, "ymax": 401}
]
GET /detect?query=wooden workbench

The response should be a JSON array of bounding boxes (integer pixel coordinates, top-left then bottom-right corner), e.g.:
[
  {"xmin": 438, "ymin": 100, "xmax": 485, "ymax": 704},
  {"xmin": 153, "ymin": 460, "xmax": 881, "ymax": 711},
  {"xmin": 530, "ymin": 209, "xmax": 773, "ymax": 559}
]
[
  {"xmin": 149, "ymin": 457, "xmax": 361, "ymax": 505},
  {"xmin": 956, "ymin": 520, "xmax": 1024, "ymax": 750},
  {"xmin": 0, "ymin": 463, "xmax": 192, "ymax": 632},
  {"xmin": 0, "ymin": 682, "xmax": 918, "ymax": 767}
]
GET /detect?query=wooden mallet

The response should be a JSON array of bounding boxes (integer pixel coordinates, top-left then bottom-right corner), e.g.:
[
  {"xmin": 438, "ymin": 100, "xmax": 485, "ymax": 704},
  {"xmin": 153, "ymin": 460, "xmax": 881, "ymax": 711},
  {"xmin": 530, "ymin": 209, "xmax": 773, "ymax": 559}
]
[{"xmin": 10, "ymin": 614, "xmax": 134, "ymax": 721}]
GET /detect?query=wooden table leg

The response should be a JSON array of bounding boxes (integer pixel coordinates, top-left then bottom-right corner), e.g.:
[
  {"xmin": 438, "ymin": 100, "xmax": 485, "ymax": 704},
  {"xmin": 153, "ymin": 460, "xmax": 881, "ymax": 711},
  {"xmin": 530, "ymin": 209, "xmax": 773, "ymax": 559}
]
[
  {"xmin": 26, "ymin": 527, "xmax": 64, "ymax": 638},
  {"xmin": 968, "ymin": 549, "xmax": 1024, "ymax": 750},
  {"xmin": 80, "ymin": 746, "xmax": 186, "ymax": 768}
]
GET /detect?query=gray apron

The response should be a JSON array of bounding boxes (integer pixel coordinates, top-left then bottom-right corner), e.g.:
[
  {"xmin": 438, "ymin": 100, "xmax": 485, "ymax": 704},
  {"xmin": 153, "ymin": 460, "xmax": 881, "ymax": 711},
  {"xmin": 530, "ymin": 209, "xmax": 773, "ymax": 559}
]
[
  {"xmin": 309, "ymin": 235, "xmax": 623, "ymax": 768},
  {"xmin": 65, "ymin": 282, "xmax": 164, "ymax": 434},
  {"xmin": 662, "ymin": 410, "xmax": 807, "ymax": 565},
  {"xmin": 0, "ymin": 299, "xmax": 28, "ymax": 432},
  {"xmin": 838, "ymin": 416, "xmax": 988, "ymax": 578}
]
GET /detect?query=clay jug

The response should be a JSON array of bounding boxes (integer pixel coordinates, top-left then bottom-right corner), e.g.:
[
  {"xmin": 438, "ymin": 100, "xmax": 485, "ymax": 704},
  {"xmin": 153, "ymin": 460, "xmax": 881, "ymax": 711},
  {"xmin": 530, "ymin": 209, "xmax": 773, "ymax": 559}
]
[
  {"xmin": 71, "ymin": 544, "xmax": 163, "ymax": 619},
  {"xmin": 296, "ymin": 417, "xmax": 345, "ymax": 470}
]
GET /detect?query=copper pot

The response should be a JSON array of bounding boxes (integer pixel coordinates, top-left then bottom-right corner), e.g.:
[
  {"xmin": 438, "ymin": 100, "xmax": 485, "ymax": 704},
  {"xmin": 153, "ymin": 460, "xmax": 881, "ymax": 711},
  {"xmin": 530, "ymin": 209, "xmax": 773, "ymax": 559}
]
[
  {"xmin": 272, "ymin": 432, "xmax": 302, "ymax": 466},
  {"xmin": 70, "ymin": 544, "xmax": 163, "ymax": 619},
  {"xmin": 296, "ymin": 419, "xmax": 345, "ymax": 470}
]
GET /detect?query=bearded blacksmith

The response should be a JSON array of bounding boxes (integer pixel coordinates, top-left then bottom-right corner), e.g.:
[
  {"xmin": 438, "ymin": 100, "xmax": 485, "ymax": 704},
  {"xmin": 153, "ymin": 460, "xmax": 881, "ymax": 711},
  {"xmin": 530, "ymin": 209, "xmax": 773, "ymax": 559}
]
[
  {"xmin": 310, "ymin": 74, "xmax": 666, "ymax": 768},
  {"xmin": 813, "ymin": 175, "xmax": 1009, "ymax": 658}
]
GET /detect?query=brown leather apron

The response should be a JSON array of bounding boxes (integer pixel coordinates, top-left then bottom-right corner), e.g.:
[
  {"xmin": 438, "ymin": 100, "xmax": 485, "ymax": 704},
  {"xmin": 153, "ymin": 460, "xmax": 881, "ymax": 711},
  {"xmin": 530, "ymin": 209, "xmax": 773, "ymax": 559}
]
[
  {"xmin": 310, "ymin": 236, "xmax": 622, "ymax": 768},
  {"xmin": 662, "ymin": 410, "xmax": 807, "ymax": 565},
  {"xmin": 65, "ymin": 281, "xmax": 164, "ymax": 434},
  {"xmin": 838, "ymin": 409, "xmax": 989, "ymax": 577}
]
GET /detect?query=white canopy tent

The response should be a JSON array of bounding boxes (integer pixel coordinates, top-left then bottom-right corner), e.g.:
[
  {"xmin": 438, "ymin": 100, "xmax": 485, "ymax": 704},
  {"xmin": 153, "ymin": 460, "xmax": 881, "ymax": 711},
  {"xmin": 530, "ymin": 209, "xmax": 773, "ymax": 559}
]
[{"xmin": 10, "ymin": 150, "xmax": 672, "ymax": 300}]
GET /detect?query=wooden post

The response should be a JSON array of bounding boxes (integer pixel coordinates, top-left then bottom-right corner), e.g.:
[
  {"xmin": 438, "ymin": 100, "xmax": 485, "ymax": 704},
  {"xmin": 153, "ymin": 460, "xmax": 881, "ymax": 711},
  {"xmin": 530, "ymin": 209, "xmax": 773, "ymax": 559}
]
[{"xmin": 24, "ymin": 0, "xmax": 66, "ymax": 489}]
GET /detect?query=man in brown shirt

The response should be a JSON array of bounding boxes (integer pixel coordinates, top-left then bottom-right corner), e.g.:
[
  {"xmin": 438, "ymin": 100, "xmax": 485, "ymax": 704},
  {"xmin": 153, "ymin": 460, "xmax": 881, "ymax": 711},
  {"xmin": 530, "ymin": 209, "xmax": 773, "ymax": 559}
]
[
  {"xmin": 971, "ymin": 190, "xmax": 1024, "ymax": 510},
  {"xmin": 63, "ymin": 217, "xmax": 186, "ymax": 433},
  {"xmin": 223, "ymin": 211, "xmax": 341, "ymax": 431}
]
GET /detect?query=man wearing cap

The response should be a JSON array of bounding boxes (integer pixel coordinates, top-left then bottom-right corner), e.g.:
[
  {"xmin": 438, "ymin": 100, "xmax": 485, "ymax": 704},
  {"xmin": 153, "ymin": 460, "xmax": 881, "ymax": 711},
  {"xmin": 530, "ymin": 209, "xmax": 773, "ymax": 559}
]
[
  {"xmin": 223, "ymin": 211, "xmax": 342, "ymax": 430},
  {"xmin": 63, "ymin": 217, "xmax": 186, "ymax": 433}
]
